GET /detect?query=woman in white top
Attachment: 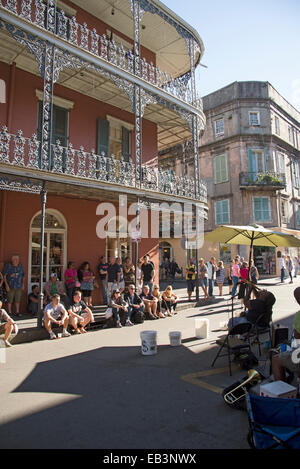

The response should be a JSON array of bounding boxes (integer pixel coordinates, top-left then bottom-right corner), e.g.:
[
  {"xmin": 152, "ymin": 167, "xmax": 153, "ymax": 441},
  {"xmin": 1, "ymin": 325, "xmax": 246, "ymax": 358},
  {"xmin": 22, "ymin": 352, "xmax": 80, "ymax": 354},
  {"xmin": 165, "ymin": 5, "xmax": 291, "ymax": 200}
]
[{"xmin": 136, "ymin": 259, "xmax": 143, "ymax": 295}]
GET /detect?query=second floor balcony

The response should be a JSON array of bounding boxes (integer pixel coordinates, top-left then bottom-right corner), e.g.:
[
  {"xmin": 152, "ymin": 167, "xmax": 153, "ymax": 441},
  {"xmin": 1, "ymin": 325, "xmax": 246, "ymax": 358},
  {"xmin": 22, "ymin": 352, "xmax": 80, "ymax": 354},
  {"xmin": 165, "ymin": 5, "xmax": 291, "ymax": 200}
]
[
  {"xmin": 239, "ymin": 171, "xmax": 286, "ymax": 190},
  {"xmin": 0, "ymin": 126, "xmax": 208, "ymax": 204}
]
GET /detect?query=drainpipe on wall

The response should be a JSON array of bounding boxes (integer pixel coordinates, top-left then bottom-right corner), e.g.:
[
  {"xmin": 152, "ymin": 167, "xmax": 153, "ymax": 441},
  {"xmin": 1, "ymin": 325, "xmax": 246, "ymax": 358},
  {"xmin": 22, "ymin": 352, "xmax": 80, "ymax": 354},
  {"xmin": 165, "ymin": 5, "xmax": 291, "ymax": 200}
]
[{"xmin": 37, "ymin": 181, "xmax": 47, "ymax": 329}]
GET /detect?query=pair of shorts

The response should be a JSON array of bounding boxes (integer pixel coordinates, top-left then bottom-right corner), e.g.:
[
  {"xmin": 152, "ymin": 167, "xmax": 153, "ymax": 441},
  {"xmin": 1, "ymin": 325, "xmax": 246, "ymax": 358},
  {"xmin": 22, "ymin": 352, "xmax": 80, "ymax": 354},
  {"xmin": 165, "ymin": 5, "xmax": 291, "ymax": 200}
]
[
  {"xmin": 200, "ymin": 278, "xmax": 207, "ymax": 287},
  {"xmin": 187, "ymin": 280, "xmax": 195, "ymax": 292},
  {"xmin": 7, "ymin": 288, "xmax": 22, "ymax": 303}
]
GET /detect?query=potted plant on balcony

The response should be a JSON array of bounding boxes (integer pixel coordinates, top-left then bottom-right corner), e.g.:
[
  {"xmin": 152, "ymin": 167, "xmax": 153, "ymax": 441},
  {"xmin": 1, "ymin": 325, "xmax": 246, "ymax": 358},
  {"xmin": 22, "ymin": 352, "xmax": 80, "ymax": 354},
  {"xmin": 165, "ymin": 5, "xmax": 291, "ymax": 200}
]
[{"xmin": 256, "ymin": 173, "xmax": 282, "ymax": 186}]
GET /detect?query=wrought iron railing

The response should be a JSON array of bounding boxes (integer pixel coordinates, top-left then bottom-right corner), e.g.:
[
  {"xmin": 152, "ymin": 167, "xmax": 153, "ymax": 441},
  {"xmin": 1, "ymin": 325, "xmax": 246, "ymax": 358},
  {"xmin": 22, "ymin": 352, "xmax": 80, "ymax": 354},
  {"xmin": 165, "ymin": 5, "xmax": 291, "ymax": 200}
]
[
  {"xmin": 0, "ymin": 126, "xmax": 207, "ymax": 202},
  {"xmin": 1, "ymin": 0, "xmax": 203, "ymax": 110},
  {"xmin": 239, "ymin": 172, "xmax": 286, "ymax": 187}
]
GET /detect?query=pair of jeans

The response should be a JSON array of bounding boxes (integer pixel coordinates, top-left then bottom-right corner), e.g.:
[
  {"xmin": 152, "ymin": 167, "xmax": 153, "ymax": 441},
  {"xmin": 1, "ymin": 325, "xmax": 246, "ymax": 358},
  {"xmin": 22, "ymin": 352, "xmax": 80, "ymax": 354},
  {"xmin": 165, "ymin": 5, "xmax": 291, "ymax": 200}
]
[
  {"xmin": 101, "ymin": 279, "xmax": 107, "ymax": 304},
  {"xmin": 208, "ymin": 279, "xmax": 214, "ymax": 297},
  {"xmin": 281, "ymin": 268, "xmax": 285, "ymax": 282},
  {"xmin": 127, "ymin": 304, "xmax": 145, "ymax": 322},
  {"xmin": 231, "ymin": 276, "xmax": 239, "ymax": 297}
]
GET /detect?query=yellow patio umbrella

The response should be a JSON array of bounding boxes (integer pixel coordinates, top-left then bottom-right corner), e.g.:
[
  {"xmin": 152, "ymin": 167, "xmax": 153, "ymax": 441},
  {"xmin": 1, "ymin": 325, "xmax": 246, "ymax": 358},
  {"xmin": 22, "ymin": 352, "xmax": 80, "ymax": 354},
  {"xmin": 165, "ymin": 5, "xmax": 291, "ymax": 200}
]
[{"xmin": 205, "ymin": 224, "xmax": 300, "ymax": 279}]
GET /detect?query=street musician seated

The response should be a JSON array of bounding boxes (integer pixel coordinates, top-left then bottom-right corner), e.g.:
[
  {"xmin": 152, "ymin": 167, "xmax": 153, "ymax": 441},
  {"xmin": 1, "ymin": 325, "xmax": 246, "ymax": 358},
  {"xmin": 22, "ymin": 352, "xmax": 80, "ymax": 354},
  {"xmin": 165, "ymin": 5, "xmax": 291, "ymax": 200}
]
[{"xmin": 228, "ymin": 282, "xmax": 276, "ymax": 330}]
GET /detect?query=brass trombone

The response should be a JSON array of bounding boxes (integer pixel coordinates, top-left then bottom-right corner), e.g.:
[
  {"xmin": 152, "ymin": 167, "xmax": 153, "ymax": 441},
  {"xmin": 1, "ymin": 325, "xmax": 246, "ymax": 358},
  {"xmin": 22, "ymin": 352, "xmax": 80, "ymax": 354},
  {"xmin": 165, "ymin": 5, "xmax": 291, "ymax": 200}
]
[{"xmin": 223, "ymin": 369, "xmax": 261, "ymax": 407}]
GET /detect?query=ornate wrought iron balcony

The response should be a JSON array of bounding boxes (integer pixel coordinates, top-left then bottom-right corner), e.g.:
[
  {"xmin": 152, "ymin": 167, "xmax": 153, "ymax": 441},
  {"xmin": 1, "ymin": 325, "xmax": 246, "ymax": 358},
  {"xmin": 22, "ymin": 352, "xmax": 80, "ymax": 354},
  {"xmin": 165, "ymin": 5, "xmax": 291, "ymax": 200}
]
[
  {"xmin": 239, "ymin": 172, "xmax": 286, "ymax": 189},
  {"xmin": 0, "ymin": 126, "xmax": 207, "ymax": 203},
  {"xmin": 0, "ymin": 0, "xmax": 203, "ymax": 112}
]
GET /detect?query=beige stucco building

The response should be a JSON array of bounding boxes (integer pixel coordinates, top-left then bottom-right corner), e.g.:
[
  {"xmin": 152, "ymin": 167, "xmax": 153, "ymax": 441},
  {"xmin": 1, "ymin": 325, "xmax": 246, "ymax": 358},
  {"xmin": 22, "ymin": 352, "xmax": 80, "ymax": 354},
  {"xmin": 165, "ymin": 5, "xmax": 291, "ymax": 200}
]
[{"xmin": 159, "ymin": 81, "xmax": 300, "ymax": 277}]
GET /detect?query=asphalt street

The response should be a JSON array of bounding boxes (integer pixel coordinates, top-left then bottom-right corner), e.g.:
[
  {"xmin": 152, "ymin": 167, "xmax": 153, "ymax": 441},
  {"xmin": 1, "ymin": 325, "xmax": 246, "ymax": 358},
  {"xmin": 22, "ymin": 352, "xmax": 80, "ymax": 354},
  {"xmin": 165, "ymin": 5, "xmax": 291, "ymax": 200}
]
[{"xmin": 0, "ymin": 277, "xmax": 298, "ymax": 451}]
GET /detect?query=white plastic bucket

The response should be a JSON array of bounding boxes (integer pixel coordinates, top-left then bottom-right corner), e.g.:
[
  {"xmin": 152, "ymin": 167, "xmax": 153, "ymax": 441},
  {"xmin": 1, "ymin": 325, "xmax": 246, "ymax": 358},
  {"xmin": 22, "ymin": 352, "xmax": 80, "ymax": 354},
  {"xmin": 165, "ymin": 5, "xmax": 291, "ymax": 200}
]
[
  {"xmin": 195, "ymin": 318, "xmax": 209, "ymax": 339},
  {"xmin": 169, "ymin": 331, "xmax": 182, "ymax": 346},
  {"xmin": 140, "ymin": 330, "xmax": 157, "ymax": 355}
]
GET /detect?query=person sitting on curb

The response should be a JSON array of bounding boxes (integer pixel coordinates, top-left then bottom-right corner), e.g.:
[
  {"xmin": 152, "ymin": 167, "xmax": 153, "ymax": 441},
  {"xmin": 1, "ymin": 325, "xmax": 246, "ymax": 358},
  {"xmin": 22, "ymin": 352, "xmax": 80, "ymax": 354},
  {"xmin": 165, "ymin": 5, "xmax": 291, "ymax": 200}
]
[
  {"xmin": 68, "ymin": 290, "xmax": 95, "ymax": 334},
  {"xmin": 43, "ymin": 294, "xmax": 71, "ymax": 340},
  {"xmin": 140, "ymin": 285, "xmax": 159, "ymax": 320},
  {"xmin": 152, "ymin": 284, "xmax": 166, "ymax": 318},
  {"xmin": 123, "ymin": 284, "xmax": 145, "ymax": 324},
  {"xmin": 0, "ymin": 299, "xmax": 18, "ymax": 347},
  {"xmin": 272, "ymin": 287, "xmax": 300, "ymax": 382},
  {"xmin": 27, "ymin": 284, "xmax": 40, "ymax": 316},
  {"xmin": 162, "ymin": 285, "xmax": 178, "ymax": 316},
  {"xmin": 109, "ymin": 289, "xmax": 129, "ymax": 328}
]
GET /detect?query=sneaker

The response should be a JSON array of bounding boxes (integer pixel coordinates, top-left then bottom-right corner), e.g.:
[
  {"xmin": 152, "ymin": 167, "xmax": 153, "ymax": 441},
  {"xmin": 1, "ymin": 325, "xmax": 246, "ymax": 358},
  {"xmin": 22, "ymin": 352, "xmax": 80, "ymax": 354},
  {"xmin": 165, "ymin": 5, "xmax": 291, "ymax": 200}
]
[
  {"xmin": 116, "ymin": 321, "xmax": 122, "ymax": 328},
  {"xmin": 4, "ymin": 340, "xmax": 13, "ymax": 347},
  {"xmin": 49, "ymin": 331, "xmax": 57, "ymax": 340},
  {"xmin": 125, "ymin": 320, "xmax": 134, "ymax": 327},
  {"xmin": 62, "ymin": 330, "xmax": 71, "ymax": 337}
]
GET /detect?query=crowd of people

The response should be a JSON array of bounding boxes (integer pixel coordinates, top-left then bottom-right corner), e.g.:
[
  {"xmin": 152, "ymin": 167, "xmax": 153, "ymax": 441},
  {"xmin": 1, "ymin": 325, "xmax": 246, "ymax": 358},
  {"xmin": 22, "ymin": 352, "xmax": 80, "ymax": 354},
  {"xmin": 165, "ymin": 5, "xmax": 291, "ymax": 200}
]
[
  {"xmin": 278, "ymin": 254, "xmax": 300, "ymax": 284},
  {"xmin": 185, "ymin": 255, "xmax": 260, "ymax": 304}
]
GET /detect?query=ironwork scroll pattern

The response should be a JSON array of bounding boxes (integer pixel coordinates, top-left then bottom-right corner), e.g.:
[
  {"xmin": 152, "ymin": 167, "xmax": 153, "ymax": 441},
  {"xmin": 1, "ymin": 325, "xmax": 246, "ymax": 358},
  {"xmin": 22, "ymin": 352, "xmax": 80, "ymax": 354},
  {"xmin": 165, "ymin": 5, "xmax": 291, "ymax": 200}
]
[
  {"xmin": 0, "ymin": 126, "xmax": 207, "ymax": 203},
  {"xmin": 1, "ymin": 0, "xmax": 202, "ymax": 111}
]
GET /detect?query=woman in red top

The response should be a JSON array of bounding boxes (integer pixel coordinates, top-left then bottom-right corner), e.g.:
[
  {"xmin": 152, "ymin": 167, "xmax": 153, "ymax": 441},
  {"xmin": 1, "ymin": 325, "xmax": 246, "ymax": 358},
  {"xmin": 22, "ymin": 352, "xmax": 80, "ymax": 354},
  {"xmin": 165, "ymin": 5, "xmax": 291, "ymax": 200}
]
[{"xmin": 238, "ymin": 261, "xmax": 249, "ymax": 308}]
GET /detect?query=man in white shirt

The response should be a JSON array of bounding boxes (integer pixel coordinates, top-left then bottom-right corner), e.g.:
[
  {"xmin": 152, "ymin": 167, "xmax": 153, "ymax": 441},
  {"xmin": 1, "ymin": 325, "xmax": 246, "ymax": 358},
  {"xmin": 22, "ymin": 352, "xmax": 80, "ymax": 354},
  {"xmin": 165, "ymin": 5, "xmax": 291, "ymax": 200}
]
[
  {"xmin": 207, "ymin": 257, "xmax": 216, "ymax": 297},
  {"xmin": 279, "ymin": 254, "xmax": 286, "ymax": 283},
  {"xmin": 44, "ymin": 294, "xmax": 71, "ymax": 340}
]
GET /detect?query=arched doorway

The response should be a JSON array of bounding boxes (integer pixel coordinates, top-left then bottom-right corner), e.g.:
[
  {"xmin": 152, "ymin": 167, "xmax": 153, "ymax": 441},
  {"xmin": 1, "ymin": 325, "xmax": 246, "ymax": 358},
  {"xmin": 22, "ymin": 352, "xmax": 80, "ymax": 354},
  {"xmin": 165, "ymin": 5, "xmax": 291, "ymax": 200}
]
[{"xmin": 28, "ymin": 209, "xmax": 67, "ymax": 290}]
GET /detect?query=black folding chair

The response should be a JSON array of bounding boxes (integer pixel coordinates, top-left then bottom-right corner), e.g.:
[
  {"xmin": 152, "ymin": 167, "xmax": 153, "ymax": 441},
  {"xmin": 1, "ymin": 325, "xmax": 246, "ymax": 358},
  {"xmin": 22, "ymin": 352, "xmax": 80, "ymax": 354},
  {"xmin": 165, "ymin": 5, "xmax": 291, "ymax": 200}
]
[
  {"xmin": 211, "ymin": 321, "xmax": 253, "ymax": 375},
  {"xmin": 250, "ymin": 313, "xmax": 272, "ymax": 356}
]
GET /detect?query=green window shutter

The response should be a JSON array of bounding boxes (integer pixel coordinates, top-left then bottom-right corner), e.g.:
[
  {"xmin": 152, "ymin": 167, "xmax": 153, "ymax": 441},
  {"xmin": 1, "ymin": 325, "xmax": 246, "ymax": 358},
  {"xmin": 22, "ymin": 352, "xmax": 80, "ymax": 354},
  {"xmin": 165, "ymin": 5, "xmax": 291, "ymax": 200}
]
[
  {"xmin": 214, "ymin": 155, "xmax": 227, "ymax": 183},
  {"xmin": 97, "ymin": 118, "xmax": 110, "ymax": 156},
  {"xmin": 122, "ymin": 126, "xmax": 131, "ymax": 162},
  {"xmin": 215, "ymin": 200, "xmax": 229, "ymax": 225},
  {"xmin": 254, "ymin": 197, "xmax": 270, "ymax": 222}
]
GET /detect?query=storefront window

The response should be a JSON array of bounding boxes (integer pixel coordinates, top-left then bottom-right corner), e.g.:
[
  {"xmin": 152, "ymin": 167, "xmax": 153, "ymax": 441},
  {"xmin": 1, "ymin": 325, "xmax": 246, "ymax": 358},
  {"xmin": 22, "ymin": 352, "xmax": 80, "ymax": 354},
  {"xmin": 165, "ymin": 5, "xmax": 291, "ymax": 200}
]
[{"xmin": 253, "ymin": 246, "xmax": 276, "ymax": 275}]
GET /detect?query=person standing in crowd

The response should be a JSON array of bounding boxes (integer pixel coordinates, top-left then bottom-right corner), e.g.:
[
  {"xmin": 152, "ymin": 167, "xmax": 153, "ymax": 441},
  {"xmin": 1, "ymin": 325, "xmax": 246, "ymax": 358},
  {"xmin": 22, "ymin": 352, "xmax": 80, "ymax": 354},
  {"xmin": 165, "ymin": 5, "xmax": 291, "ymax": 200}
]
[
  {"xmin": 3, "ymin": 255, "xmax": 25, "ymax": 317},
  {"xmin": 207, "ymin": 257, "xmax": 216, "ymax": 298},
  {"xmin": 286, "ymin": 255, "xmax": 294, "ymax": 284},
  {"xmin": 136, "ymin": 258, "xmax": 143, "ymax": 295},
  {"xmin": 238, "ymin": 261, "xmax": 249, "ymax": 308},
  {"xmin": 98, "ymin": 256, "xmax": 108, "ymax": 305},
  {"xmin": 198, "ymin": 258, "xmax": 209, "ymax": 299},
  {"xmin": 294, "ymin": 257, "xmax": 299, "ymax": 278},
  {"xmin": 123, "ymin": 257, "xmax": 135, "ymax": 292},
  {"xmin": 231, "ymin": 257, "xmax": 240, "ymax": 298},
  {"xmin": 141, "ymin": 255, "xmax": 155, "ymax": 295},
  {"xmin": 68, "ymin": 290, "xmax": 94, "ymax": 334},
  {"xmin": 216, "ymin": 260, "xmax": 226, "ymax": 296},
  {"xmin": 78, "ymin": 262, "xmax": 95, "ymax": 306},
  {"xmin": 0, "ymin": 299, "xmax": 18, "ymax": 347},
  {"xmin": 169, "ymin": 259, "xmax": 180, "ymax": 282},
  {"xmin": 64, "ymin": 261, "xmax": 79, "ymax": 302},
  {"xmin": 227, "ymin": 260, "xmax": 234, "ymax": 295},
  {"xmin": 107, "ymin": 257, "xmax": 120, "ymax": 299},
  {"xmin": 249, "ymin": 259, "xmax": 259, "ymax": 299},
  {"xmin": 116, "ymin": 257, "xmax": 125, "ymax": 294},
  {"xmin": 185, "ymin": 258, "xmax": 197, "ymax": 301},
  {"xmin": 279, "ymin": 253, "xmax": 286, "ymax": 283},
  {"xmin": 44, "ymin": 273, "xmax": 68, "ymax": 307}
]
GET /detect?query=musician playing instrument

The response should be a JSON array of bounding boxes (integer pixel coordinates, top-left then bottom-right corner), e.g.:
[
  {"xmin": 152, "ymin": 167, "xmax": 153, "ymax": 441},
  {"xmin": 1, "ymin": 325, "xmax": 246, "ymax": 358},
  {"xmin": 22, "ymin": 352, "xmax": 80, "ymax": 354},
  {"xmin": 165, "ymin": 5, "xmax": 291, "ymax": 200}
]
[
  {"xmin": 228, "ymin": 281, "xmax": 276, "ymax": 330},
  {"xmin": 272, "ymin": 287, "xmax": 300, "ymax": 382}
]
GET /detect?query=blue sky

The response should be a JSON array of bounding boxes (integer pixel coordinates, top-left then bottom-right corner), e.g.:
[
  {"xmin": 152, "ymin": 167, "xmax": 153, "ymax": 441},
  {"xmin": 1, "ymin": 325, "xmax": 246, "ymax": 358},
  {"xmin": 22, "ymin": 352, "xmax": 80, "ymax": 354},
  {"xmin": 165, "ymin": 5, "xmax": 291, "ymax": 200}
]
[{"xmin": 162, "ymin": 0, "xmax": 300, "ymax": 111}]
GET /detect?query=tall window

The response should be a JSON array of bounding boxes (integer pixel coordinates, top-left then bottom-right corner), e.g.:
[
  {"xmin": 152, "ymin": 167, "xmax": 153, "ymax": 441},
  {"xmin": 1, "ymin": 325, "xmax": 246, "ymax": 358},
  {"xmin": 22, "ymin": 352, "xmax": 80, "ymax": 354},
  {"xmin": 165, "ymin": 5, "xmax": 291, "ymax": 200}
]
[
  {"xmin": 38, "ymin": 102, "xmax": 69, "ymax": 147},
  {"xmin": 277, "ymin": 152, "xmax": 286, "ymax": 176},
  {"xmin": 97, "ymin": 116, "xmax": 132, "ymax": 161},
  {"xmin": 289, "ymin": 126, "xmax": 295, "ymax": 146},
  {"xmin": 253, "ymin": 197, "xmax": 271, "ymax": 222},
  {"xmin": 296, "ymin": 205, "xmax": 300, "ymax": 226},
  {"xmin": 29, "ymin": 210, "xmax": 67, "ymax": 291},
  {"xmin": 249, "ymin": 111, "xmax": 260, "ymax": 126},
  {"xmin": 274, "ymin": 116, "xmax": 280, "ymax": 135},
  {"xmin": 248, "ymin": 149, "xmax": 265, "ymax": 180},
  {"xmin": 215, "ymin": 199, "xmax": 230, "ymax": 225},
  {"xmin": 214, "ymin": 154, "xmax": 228, "ymax": 184},
  {"xmin": 292, "ymin": 160, "xmax": 300, "ymax": 189},
  {"xmin": 214, "ymin": 118, "xmax": 224, "ymax": 137}
]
